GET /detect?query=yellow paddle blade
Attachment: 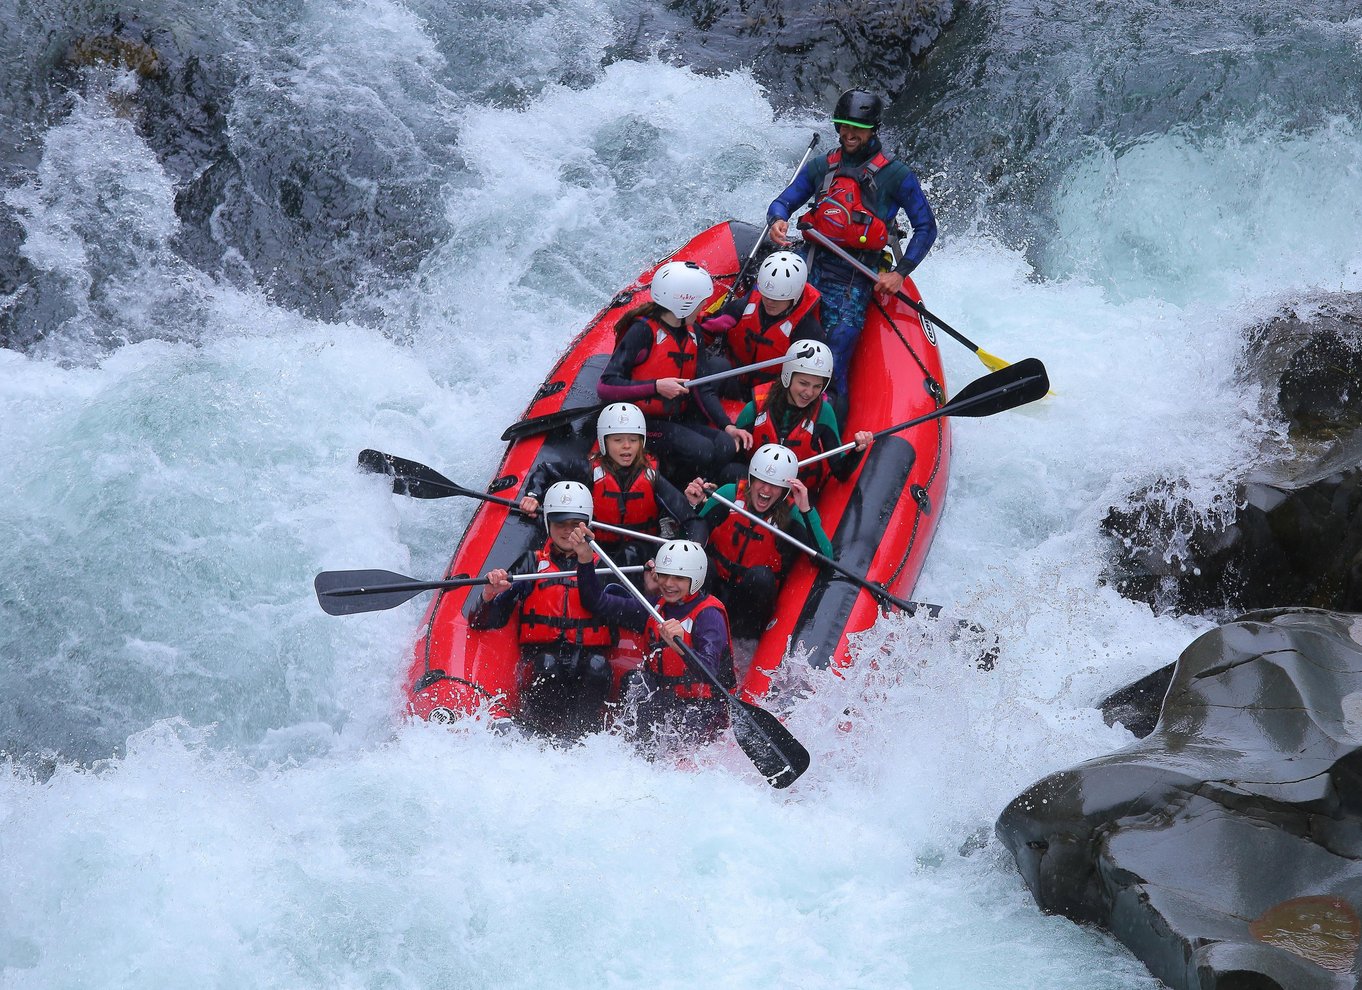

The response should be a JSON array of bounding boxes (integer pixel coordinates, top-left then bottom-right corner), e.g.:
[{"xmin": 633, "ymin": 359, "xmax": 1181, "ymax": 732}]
[{"xmin": 976, "ymin": 347, "xmax": 1012, "ymax": 373}]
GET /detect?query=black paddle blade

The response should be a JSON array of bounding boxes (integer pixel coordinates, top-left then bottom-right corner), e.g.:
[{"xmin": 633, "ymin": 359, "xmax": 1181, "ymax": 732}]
[
  {"xmin": 500, "ymin": 402, "xmax": 608, "ymax": 443},
  {"xmin": 946, "ymin": 358, "xmax": 1049, "ymax": 418},
  {"xmin": 357, "ymin": 449, "xmax": 463, "ymax": 500},
  {"xmin": 314, "ymin": 568, "xmax": 430, "ymax": 616},
  {"xmin": 729, "ymin": 699, "xmax": 811, "ymax": 789}
]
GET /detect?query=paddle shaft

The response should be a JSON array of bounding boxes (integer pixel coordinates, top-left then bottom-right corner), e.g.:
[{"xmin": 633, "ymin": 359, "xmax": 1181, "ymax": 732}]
[
  {"xmin": 724, "ymin": 132, "xmax": 821, "ymax": 303},
  {"xmin": 683, "ymin": 344, "xmax": 817, "ymax": 390},
  {"xmin": 797, "ymin": 361, "xmax": 1049, "ymax": 468},
  {"xmin": 707, "ymin": 492, "xmax": 942, "ymax": 619},
  {"xmin": 359, "ymin": 455, "xmax": 668, "ymax": 546},
  {"xmin": 802, "ymin": 227, "xmax": 984, "ymax": 356},
  {"xmin": 588, "ymin": 539, "xmax": 810, "ymax": 788},
  {"xmin": 323, "ymin": 566, "xmax": 645, "ymax": 599}
]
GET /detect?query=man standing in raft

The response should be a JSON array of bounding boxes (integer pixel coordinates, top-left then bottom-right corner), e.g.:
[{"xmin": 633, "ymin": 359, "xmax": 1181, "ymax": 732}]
[
  {"xmin": 470, "ymin": 481, "xmax": 615, "ymax": 739},
  {"xmin": 767, "ymin": 89, "xmax": 937, "ymax": 411},
  {"xmin": 570, "ymin": 530, "xmax": 736, "ymax": 749}
]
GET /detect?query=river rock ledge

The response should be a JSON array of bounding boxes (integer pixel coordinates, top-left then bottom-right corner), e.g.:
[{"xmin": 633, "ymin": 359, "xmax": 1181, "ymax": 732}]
[{"xmin": 997, "ymin": 607, "xmax": 1362, "ymax": 990}]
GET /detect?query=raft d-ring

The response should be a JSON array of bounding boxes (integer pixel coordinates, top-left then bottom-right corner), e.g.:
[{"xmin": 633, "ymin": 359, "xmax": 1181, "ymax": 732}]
[
  {"xmin": 924, "ymin": 377, "xmax": 944, "ymax": 404},
  {"xmin": 910, "ymin": 484, "xmax": 932, "ymax": 515}
]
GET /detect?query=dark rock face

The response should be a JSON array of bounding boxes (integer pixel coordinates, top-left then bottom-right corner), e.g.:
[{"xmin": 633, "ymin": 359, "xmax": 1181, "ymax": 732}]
[
  {"xmin": 1000, "ymin": 608, "xmax": 1362, "ymax": 990},
  {"xmin": 617, "ymin": 0, "xmax": 957, "ymax": 109},
  {"xmin": 1103, "ymin": 295, "xmax": 1362, "ymax": 616}
]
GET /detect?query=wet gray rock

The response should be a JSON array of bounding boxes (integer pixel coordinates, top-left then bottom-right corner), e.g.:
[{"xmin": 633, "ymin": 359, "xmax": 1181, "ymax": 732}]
[
  {"xmin": 1000, "ymin": 608, "xmax": 1362, "ymax": 990},
  {"xmin": 615, "ymin": 0, "xmax": 957, "ymax": 109},
  {"xmin": 1103, "ymin": 294, "xmax": 1362, "ymax": 616}
]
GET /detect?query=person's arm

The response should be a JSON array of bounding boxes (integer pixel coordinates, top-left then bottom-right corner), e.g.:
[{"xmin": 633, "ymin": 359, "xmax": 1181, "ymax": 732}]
[
  {"xmin": 653, "ymin": 475, "xmax": 704, "ymax": 542},
  {"xmin": 790, "ymin": 307, "xmax": 826, "ymax": 345},
  {"xmin": 734, "ymin": 400, "xmax": 758, "ymax": 431},
  {"xmin": 766, "ymin": 162, "xmax": 817, "ymax": 224},
  {"xmin": 815, "ymin": 402, "xmax": 866, "ymax": 481},
  {"xmin": 790, "ymin": 504, "xmax": 835, "ymax": 558},
  {"xmin": 598, "ymin": 321, "xmax": 665, "ymax": 403},
  {"xmin": 468, "ymin": 551, "xmax": 536, "ymax": 629},
  {"xmin": 521, "ymin": 459, "xmax": 589, "ymax": 507},
  {"xmin": 575, "ymin": 558, "xmax": 649, "ymax": 632},
  {"xmin": 892, "ymin": 168, "xmax": 937, "ymax": 276},
  {"xmin": 687, "ymin": 604, "xmax": 733, "ymax": 686}
]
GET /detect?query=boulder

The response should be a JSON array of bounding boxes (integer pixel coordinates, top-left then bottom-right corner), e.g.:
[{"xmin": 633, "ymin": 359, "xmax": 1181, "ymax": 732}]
[
  {"xmin": 999, "ymin": 608, "xmax": 1362, "ymax": 990},
  {"xmin": 1103, "ymin": 293, "xmax": 1362, "ymax": 616}
]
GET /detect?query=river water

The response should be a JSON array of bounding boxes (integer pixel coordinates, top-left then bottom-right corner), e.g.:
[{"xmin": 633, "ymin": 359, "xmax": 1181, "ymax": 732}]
[{"xmin": 3, "ymin": 1, "xmax": 1360, "ymax": 986}]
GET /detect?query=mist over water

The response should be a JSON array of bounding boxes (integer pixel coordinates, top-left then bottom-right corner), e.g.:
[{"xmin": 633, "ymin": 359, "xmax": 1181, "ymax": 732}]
[{"xmin": 3, "ymin": 0, "xmax": 1359, "ymax": 986}]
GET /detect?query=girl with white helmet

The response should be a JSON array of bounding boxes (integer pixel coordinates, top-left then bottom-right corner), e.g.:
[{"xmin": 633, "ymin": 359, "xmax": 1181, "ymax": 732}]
[
  {"xmin": 698, "ymin": 249, "xmax": 826, "ymax": 399},
  {"xmin": 597, "ymin": 259, "xmax": 752, "ymax": 483},
  {"xmin": 516, "ymin": 402, "xmax": 704, "ymax": 570},
  {"xmin": 680, "ymin": 442, "xmax": 835, "ymax": 639},
  {"xmin": 726, "ymin": 339, "xmax": 873, "ymax": 494},
  {"xmin": 470, "ymin": 480, "xmax": 616, "ymax": 739},
  {"xmin": 567, "ymin": 525, "xmax": 735, "ymax": 747}
]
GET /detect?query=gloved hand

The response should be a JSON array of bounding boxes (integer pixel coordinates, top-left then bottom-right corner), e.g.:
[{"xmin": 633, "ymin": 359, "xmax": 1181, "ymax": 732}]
[{"xmin": 699, "ymin": 314, "xmax": 737, "ymax": 339}]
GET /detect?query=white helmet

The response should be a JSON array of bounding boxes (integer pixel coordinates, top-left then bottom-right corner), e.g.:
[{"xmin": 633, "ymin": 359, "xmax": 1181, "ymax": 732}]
[
  {"xmin": 780, "ymin": 339, "xmax": 834, "ymax": 389},
  {"xmin": 650, "ymin": 261, "xmax": 713, "ymax": 319},
  {"xmin": 596, "ymin": 402, "xmax": 647, "ymax": 449},
  {"xmin": 653, "ymin": 539, "xmax": 708, "ymax": 595},
  {"xmin": 542, "ymin": 480, "xmax": 594, "ymax": 529},
  {"xmin": 757, "ymin": 251, "xmax": 807, "ymax": 302},
  {"xmin": 748, "ymin": 443, "xmax": 799, "ymax": 490}
]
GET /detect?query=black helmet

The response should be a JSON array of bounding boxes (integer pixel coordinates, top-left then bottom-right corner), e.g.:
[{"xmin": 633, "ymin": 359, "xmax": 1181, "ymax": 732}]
[{"xmin": 832, "ymin": 89, "xmax": 882, "ymax": 130}]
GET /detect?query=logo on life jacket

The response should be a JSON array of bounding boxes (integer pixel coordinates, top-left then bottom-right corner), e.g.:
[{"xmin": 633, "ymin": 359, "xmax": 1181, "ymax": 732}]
[{"xmin": 804, "ymin": 149, "xmax": 895, "ymax": 252}]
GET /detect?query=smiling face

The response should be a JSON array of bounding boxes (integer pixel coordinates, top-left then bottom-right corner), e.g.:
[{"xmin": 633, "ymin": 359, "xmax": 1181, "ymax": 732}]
[
  {"xmin": 655, "ymin": 570, "xmax": 692, "ymax": 603},
  {"xmin": 547, "ymin": 518, "xmax": 582, "ymax": 552},
  {"xmin": 836, "ymin": 122, "xmax": 872, "ymax": 155},
  {"xmin": 786, "ymin": 371, "xmax": 827, "ymax": 409},
  {"xmin": 605, "ymin": 433, "xmax": 642, "ymax": 468},
  {"xmin": 747, "ymin": 477, "xmax": 788, "ymax": 513}
]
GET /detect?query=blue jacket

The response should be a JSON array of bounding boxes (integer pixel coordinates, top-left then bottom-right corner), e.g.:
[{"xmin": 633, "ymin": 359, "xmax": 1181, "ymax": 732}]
[{"xmin": 767, "ymin": 136, "xmax": 937, "ymax": 275}]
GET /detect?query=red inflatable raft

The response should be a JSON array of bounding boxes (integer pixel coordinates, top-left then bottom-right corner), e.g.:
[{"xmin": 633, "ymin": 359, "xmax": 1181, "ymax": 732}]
[{"xmin": 403, "ymin": 220, "xmax": 950, "ymax": 722}]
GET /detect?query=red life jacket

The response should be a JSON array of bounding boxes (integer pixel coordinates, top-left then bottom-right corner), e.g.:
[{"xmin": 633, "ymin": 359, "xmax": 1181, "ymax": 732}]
[
  {"xmin": 589, "ymin": 452, "xmax": 661, "ymax": 542},
  {"xmin": 627, "ymin": 316, "xmax": 700, "ymax": 418},
  {"xmin": 707, "ymin": 481, "xmax": 787, "ymax": 584},
  {"xmin": 727, "ymin": 284, "xmax": 822, "ymax": 373},
  {"xmin": 644, "ymin": 592, "xmax": 733, "ymax": 700},
  {"xmin": 804, "ymin": 148, "xmax": 895, "ymax": 252},
  {"xmin": 518, "ymin": 543, "xmax": 615, "ymax": 648},
  {"xmin": 750, "ymin": 384, "xmax": 831, "ymax": 494}
]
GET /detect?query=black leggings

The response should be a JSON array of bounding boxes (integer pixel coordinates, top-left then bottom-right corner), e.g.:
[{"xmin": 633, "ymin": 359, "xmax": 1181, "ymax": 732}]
[
  {"xmin": 649, "ymin": 419, "xmax": 737, "ymax": 486},
  {"xmin": 713, "ymin": 565, "xmax": 780, "ymax": 639},
  {"xmin": 518, "ymin": 645, "xmax": 612, "ymax": 740}
]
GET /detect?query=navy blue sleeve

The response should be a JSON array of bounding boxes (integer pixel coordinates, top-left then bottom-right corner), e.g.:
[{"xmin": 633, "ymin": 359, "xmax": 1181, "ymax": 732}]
[
  {"xmin": 689, "ymin": 604, "xmax": 731, "ymax": 678},
  {"xmin": 576, "ymin": 559, "xmax": 649, "ymax": 632},
  {"xmin": 766, "ymin": 162, "xmax": 818, "ymax": 224},
  {"xmin": 892, "ymin": 168, "xmax": 937, "ymax": 275},
  {"xmin": 653, "ymin": 475, "xmax": 701, "ymax": 539}
]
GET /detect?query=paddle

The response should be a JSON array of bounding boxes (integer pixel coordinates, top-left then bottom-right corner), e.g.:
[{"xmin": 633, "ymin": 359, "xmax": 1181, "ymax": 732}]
[
  {"xmin": 706, "ymin": 492, "xmax": 943, "ymax": 619},
  {"xmin": 499, "ymin": 346, "xmax": 818, "ymax": 444},
  {"xmin": 798, "ymin": 358, "xmax": 1049, "ymax": 468},
  {"xmin": 802, "ymin": 227, "xmax": 1016, "ymax": 373},
  {"xmin": 314, "ymin": 565, "xmax": 645, "ymax": 616},
  {"xmin": 356, "ymin": 450, "xmax": 667, "ymax": 545},
  {"xmin": 714, "ymin": 131, "xmax": 821, "ymax": 310},
  {"xmin": 589, "ymin": 539, "xmax": 810, "ymax": 789}
]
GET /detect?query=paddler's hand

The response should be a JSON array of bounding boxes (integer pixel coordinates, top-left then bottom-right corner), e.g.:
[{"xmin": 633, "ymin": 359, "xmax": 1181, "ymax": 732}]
[
  {"xmin": 874, "ymin": 270, "xmax": 905, "ymax": 297},
  {"xmin": 853, "ymin": 430, "xmax": 873, "ymax": 451},
  {"xmin": 568, "ymin": 523, "xmax": 595, "ymax": 563},
  {"xmin": 660, "ymin": 618, "xmax": 686, "ymax": 648},
  {"xmin": 724, "ymin": 424, "xmax": 753, "ymax": 451},
  {"xmin": 656, "ymin": 377, "xmax": 689, "ymax": 400},
  {"xmin": 482, "ymin": 568, "xmax": 511, "ymax": 601},
  {"xmin": 519, "ymin": 495, "xmax": 540, "ymax": 517},
  {"xmin": 769, "ymin": 219, "xmax": 791, "ymax": 245},
  {"xmin": 642, "ymin": 559, "xmax": 660, "ymax": 596},
  {"xmin": 788, "ymin": 477, "xmax": 812, "ymax": 514},
  {"xmin": 685, "ymin": 477, "xmax": 716, "ymax": 508}
]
